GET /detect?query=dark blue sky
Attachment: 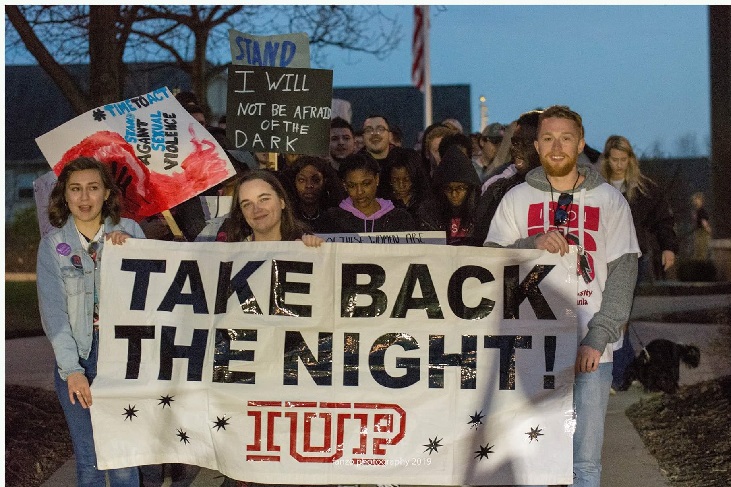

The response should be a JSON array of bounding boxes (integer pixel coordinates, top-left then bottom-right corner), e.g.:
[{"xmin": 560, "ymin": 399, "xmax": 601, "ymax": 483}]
[
  {"xmin": 4, "ymin": 5, "xmax": 710, "ymax": 158},
  {"xmin": 326, "ymin": 5, "xmax": 710, "ymax": 157}
]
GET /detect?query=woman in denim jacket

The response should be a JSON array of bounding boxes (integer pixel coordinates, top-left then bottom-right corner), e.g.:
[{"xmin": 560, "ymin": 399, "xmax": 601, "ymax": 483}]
[{"xmin": 36, "ymin": 157, "xmax": 144, "ymax": 486}]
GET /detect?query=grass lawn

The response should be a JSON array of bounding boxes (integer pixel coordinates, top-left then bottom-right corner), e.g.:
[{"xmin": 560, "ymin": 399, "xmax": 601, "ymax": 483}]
[{"xmin": 6, "ymin": 280, "xmax": 43, "ymax": 339}]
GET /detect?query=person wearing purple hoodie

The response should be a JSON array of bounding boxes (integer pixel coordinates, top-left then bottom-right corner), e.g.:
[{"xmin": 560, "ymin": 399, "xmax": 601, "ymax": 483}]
[{"xmin": 323, "ymin": 153, "xmax": 417, "ymax": 233}]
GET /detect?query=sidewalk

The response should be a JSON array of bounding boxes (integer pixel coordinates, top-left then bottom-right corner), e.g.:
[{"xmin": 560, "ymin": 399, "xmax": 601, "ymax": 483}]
[{"xmin": 7, "ymin": 293, "xmax": 728, "ymax": 487}]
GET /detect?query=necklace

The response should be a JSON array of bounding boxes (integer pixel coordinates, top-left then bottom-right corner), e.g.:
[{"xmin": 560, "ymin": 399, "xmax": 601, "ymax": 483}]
[
  {"xmin": 547, "ymin": 171, "xmax": 581, "ymax": 203},
  {"xmin": 75, "ymin": 224, "xmax": 103, "ymax": 251},
  {"xmin": 300, "ymin": 208, "xmax": 321, "ymax": 221}
]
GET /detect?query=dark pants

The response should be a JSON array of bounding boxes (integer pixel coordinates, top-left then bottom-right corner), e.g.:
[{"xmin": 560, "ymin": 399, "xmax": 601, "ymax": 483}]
[{"xmin": 612, "ymin": 327, "xmax": 635, "ymax": 390}]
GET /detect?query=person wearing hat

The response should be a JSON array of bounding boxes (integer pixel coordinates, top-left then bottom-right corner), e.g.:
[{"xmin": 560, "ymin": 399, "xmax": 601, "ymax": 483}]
[
  {"xmin": 415, "ymin": 145, "xmax": 483, "ymax": 246},
  {"xmin": 473, "ymin": 122, "xmax": 506, "ymax": 184}
]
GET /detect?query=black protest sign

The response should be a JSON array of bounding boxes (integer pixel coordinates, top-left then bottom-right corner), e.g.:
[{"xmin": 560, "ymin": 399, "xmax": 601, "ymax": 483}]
[{"xmin": 226, "ymin": 66, "xmax": 333, "ymax": 156}]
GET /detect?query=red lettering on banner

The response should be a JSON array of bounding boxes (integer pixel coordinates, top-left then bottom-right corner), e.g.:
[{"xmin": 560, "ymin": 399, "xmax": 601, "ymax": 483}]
[
  {"xmin": 303, "ymin": 412, "xmax": 331, "ymax": 452},
  {"xmin": 527, "ymin": 202, "xmax": 601, "ymax": 282},
  {"xmin": 244, "ymin": 401, "xmax": 406, "ymax": 463}
]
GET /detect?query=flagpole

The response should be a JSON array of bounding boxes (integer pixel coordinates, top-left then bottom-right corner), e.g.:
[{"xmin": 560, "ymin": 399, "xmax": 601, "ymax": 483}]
[{"xmin": 423, "ymin": 6, "xmax": 432, "ymax": 128}]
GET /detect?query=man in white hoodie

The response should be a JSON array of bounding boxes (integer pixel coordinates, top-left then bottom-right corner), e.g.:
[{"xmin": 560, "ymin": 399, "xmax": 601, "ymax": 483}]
[{"xmin": 485, "ymin": 105, "xmax": 640, "ymax": 487}]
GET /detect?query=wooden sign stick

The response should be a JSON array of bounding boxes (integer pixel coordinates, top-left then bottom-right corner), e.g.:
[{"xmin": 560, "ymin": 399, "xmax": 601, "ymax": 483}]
[{"xmin": 161, "ymin": 210, "xmax": 186, "ymax": 241}]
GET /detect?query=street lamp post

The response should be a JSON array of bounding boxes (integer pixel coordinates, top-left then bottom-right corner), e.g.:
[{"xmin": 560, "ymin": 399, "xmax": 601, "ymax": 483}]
[{"xmin": 479, "ymin": 95, "xmax": 488, "ymax": 132}]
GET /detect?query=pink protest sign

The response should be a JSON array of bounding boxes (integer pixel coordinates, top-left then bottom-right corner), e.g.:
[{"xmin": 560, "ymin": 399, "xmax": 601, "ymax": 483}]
[{"xmin": 35, "ymin": 87, "xmax": 236, "ymax": 221}]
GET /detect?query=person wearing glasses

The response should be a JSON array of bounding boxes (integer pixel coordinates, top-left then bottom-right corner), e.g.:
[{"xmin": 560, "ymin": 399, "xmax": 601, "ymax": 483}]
[
  {"xmin": 37, "ymin": 157, "xmax": 144, "ymax": 486},
  {"xmin": 485, "ymin": 105, "xmax": 640, "ymax": 487},
  {"xmin": 472, "ymin": 110, "xmax": 543, "ymax": 246},
  {"xmin": 415, "ymin": 145, "xmax": 482, "ymax": 246},
  {"xmin": 361, "ymin": 114, "xmax": 427, "ymax": 198}
]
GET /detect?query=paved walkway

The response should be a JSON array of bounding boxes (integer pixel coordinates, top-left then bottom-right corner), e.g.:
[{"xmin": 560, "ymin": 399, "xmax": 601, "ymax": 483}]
[{"xmin": 6, "ymin": 293, "xmax": 729, "ymax": 487}]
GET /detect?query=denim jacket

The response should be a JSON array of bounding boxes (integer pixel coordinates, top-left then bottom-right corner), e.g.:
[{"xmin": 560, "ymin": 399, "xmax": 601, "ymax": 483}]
[{"xmin": 36, "ymin": 216, "xmax": 145, "ymax": 380}]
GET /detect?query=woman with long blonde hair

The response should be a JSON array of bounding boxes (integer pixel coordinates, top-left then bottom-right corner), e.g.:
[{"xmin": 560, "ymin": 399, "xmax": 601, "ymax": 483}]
[
  {"xmin": 600, "ymin": 135, "xmax": 678, "ymax": 391},
  {"xmin": 600, "ymin": 135, "xmax": 647, "ymax": 201},
  {"xmin": 600, "ymin": 136, "xmax": 677, "ymax": 275}
]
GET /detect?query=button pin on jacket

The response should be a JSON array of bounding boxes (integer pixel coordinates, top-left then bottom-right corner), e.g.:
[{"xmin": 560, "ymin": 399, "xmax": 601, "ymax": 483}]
[
  {"xmin": 56, "ymin": 243, "xmax": 72, "ymax": 256},
  {"xmin": 71, "ymin": 254, "xmax": 83, "ymax": 269}
]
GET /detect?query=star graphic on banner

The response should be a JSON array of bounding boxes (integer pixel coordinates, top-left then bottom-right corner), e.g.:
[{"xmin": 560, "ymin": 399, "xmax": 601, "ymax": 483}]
[
  {"xmin": 423, "ymin": 436, "xmax": 443, "ymax": 455},
  {"xmin": 526, "ymin": 425, "xmax": 544, "ymax": 443},
  {"xmin": 158, "ymin": 394, "xmax": 175, "ymax": 408},
  {"xmin": 213, "ymin": 416, "xmax": 230, "ymax": 431},
  {"xmin": 122, "ymin": 404, "xmax": 138, "ymax": 421},
  {"xmin": 467, "ymin": 410, "xmax": 485, "ymax": 429},
  {"xmin": 176, "ymin": 428, "xmax": 190, "ymax": 444},
  {"xmin": 92, "ymin": 108, "xmax": 106, "ymax": 122},
  {"xmin": 474, "ymin": 443, "xmax": 494, "ymax": 461}
]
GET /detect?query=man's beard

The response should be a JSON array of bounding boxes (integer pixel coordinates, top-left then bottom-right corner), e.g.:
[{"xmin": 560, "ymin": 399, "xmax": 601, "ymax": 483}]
[{"xmin": 541, "ymin": 154, "xmax": 576, "ymax": 178}]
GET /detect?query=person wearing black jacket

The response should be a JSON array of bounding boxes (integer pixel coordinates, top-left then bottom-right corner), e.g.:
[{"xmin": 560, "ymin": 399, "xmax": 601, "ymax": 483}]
[
  {"xmin": 599, "ymin": 135, "xmax": 678, "ymax": 282},
  {"xmin": 599, "ymin": 134, "xmax": 678, "ymax": 391},
  {"xmin": 415, "ymin": 145, "xmax": 482, "ymax": 246},
  {"xmin": 471, "ymin": 110, "xmax": 543, "ymax": 246}
]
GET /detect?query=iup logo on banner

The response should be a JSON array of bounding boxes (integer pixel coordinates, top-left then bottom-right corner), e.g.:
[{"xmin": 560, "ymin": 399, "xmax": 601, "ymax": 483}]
[{"xmin": 246, "ymin": 401, "xmax": 405, "ymax": 463}]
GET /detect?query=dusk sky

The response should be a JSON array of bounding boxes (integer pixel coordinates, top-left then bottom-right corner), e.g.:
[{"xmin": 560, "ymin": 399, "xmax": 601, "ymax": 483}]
[
  {"xmin": 4, "ymin": 5, "xmax": 711, "ymax": 158},
  {"xmin": 324, "ymin": 4, "xmax": 711, "ymax": 157}
]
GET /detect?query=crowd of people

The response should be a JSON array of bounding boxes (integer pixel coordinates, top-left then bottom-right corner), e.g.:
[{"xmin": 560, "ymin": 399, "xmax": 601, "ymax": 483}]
[{"xmin": 39, "ymin": 91, "xmax": 687, "ymax": 487}]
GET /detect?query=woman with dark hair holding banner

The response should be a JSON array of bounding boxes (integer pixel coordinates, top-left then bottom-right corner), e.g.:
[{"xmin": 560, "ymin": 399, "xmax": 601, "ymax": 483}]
[{"xmin": 37, "ymin": 157, "xmax": 144, "ymax": 486}]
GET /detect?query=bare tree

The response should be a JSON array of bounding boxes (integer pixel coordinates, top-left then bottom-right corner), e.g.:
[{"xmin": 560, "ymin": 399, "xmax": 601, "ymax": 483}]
[
  {"xmin": 674, "ymin": 132, "xmax": 700, "ymax": 158},
  {"xmin": 7, "ymin": 5, "xmax": 143, "ymax": 111},
  {"xmin": 6, "ymin": 5, "xmax": 402, "ymax": 115},
  {"xmin": 638, "ymin": 138, "xmax": 666, "ymax": 160}
]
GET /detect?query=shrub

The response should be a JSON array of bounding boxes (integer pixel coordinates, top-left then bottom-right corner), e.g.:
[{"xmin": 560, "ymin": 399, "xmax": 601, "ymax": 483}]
[{"xmin": 6, "ymin": 205, "xmax": 41, "ymax": 273}]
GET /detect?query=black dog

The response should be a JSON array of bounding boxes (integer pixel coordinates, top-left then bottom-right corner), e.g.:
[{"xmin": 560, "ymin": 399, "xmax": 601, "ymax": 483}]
[{"xmin": 621, "ymin": 338, "xmax": 701, "ymax": 394}]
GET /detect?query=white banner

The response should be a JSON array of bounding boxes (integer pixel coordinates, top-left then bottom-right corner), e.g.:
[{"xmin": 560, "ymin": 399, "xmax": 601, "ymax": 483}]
[{"xmin": 92, "ymin": 240, "xmax": 578, "ymax": 485}]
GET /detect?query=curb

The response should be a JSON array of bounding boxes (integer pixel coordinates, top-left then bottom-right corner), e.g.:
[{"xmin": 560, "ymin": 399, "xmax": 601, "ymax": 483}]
[{"xmin": 5, "ymin": 272, "xmax": 37, "ymax": 282}]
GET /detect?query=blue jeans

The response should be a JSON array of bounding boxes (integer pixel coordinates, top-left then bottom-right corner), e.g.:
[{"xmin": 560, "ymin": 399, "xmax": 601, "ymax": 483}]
[
  {"xmin": 54, "ymin": 330, "xmax": 140, "ymax": 487},
  {"xmin": 571, "ymin": 362, "xmax": 612, "ymax": 487}
]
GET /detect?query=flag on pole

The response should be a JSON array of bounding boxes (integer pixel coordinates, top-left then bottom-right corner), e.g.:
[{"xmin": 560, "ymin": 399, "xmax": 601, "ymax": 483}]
[{"xmin": 412, "ymin": 6, "xmax": 428, "ymax": 92}]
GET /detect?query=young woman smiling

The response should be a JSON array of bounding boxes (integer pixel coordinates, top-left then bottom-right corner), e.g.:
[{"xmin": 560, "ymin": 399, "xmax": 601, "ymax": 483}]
[{"xmin": 224, "ymin": 170, "xmax": 323, "ymax": 247}]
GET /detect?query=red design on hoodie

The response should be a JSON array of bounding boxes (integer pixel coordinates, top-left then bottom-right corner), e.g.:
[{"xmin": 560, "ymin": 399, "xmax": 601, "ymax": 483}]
[{"xmin": 527, "ymin": 201, "xmax": 600, "ymax": 282}]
